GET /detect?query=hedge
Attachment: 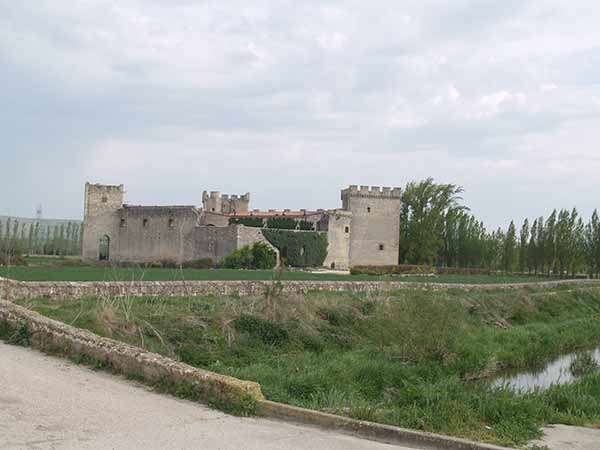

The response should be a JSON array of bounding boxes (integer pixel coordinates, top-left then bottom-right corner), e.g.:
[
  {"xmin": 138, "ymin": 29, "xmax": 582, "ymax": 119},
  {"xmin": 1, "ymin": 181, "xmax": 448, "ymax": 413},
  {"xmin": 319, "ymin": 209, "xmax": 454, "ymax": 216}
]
[
  {"xmin": 298, "ymin": 220, "xmax": 314, "ymax": 231},
  {"xmin": 228, "ymin": 217, "xmax": 264, "ymax": 228},
  {"xmin": 265, "ymin": 217, "xmax": 297, "ymax": 230},
  {"xmin": 262, "ymin": 230, "xmax": 327, "ymax": 267}
]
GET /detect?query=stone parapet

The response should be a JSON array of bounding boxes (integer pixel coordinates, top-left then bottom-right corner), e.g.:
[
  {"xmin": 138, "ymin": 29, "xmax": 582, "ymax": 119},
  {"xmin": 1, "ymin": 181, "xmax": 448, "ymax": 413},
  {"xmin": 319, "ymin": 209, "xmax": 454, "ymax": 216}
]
[
  {"xmin": 341, "ymin": 185, "xmax": 402, "ymax": 199},
  {"xmin": 0, "ymin": 300, "xmax": 263, "ymax": 409}
]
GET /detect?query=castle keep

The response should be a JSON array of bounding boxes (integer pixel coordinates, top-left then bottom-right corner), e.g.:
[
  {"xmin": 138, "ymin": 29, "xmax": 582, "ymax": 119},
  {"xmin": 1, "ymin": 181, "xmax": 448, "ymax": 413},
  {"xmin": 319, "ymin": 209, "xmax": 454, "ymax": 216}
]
[{"xmin": 82, "ymin": 183, "xmax": 402, "ymax": 269}]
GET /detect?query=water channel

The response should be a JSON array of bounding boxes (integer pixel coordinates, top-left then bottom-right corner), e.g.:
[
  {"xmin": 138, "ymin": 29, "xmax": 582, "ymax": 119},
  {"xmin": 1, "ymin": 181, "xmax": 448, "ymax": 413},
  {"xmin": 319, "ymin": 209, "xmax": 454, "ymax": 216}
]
[{"xmin": 492, "ymin": 347, "xmax": 600, "ymax": 392}]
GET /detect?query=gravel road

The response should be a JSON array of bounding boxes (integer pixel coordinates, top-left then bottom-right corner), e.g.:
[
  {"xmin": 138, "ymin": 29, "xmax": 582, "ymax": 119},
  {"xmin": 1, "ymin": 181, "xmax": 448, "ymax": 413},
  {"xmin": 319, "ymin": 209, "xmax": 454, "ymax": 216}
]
[{"xmin": 0, "ymin": 342, "xmax": 408, "ymax": 450}]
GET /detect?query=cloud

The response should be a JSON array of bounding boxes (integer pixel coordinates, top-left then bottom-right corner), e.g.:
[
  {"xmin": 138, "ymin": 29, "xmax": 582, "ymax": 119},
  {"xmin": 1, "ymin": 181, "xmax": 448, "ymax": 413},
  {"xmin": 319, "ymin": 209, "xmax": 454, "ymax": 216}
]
[{"xmin": 1, "ymin": 1, "xmax": 600, "ymax": 228}]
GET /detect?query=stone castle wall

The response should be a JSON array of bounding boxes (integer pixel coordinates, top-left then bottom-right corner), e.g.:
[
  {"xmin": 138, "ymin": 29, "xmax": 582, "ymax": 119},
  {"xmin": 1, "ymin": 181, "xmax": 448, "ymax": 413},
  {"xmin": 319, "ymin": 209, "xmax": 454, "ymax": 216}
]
[
  {"xmin": 83, "ymin": 183, "xmax": 404, "ymax": 268},
  {"xmin": 114, "ymin": 206, "xmax": 199, "ymax": 263}
]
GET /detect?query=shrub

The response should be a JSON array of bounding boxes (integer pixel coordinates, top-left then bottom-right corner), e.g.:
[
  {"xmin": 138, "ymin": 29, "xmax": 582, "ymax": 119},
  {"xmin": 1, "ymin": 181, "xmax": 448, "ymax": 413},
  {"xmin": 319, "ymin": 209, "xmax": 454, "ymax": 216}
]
[
  {"xmin": 266, "ymin": 217, "xmax": 298, "ymax": 230},
  {"xmin": 262, "ymin": 230, "xmax": 328, "ymax": 267},
  {"xmin": 228, "ymin": 217, "xmax": 264, "ymax": 228},
  {"xmin": 223, "ymin": 243, "xmax": 277, "ymax": 270},
  {"xmin": 235, "ymin": 314, "xmax": 289, "ymax": 346},
  {"xmin": 251, "ymin": 242, "xmax": 277, "ymax": 269},
  {"xmin": 223, "ymin": 246, "xmax": 253, "ymax": 269}
]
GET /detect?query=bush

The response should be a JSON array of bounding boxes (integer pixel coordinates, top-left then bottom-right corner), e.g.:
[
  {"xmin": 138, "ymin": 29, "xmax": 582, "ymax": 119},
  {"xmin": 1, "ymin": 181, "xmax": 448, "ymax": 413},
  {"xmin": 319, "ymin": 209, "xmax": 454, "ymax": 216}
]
[
  {"xmin": 266, "ymin": 217, "xmax": 298, "ymax": 230},
  {"xmin": 251, "ymin": 242, "xmax": 278, "ymax": 270},
  {"xmin": 223, "ymin": 242, "xmax": 277, "ymax": 270},
  {"xmin": 262, "ymin": 230, "xmax": 328, "ymax": 267},
  {"xmin": 228, "ymin": 217, "xmax": 264, "ymax": 228},
  {"xmin": 235, "ymin": 314, "xmax": 289, "ymax": 346}
]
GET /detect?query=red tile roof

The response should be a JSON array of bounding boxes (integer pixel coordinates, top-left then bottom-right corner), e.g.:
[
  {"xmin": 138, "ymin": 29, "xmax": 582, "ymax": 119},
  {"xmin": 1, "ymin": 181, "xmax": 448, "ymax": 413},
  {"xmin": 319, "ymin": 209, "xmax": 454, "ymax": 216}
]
[{"xmin": 225, "ymin": 210, "xmax": 319, "ymax": 218}]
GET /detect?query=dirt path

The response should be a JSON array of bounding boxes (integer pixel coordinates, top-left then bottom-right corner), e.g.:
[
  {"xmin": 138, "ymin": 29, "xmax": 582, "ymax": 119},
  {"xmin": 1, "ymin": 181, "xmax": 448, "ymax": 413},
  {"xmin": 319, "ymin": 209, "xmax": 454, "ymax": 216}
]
[
  {"xmin": 532, "ymin": 424, "xmax": 600, "ymax": 450},
  {"xmin": 0, "ymin": 342, "xmax": 409, "ymax": 450}
]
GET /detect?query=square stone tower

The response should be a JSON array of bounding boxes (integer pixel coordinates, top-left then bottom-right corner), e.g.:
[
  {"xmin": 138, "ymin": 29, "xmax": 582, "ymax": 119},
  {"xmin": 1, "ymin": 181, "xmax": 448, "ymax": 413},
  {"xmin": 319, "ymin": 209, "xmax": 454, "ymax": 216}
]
[
  {"xmin": 82, "ymin": 183, "xmax": 124, "ymax": 260},
  {"xmin": 341, "ymin": 185, "xmax": 401, "ymax": 267}
]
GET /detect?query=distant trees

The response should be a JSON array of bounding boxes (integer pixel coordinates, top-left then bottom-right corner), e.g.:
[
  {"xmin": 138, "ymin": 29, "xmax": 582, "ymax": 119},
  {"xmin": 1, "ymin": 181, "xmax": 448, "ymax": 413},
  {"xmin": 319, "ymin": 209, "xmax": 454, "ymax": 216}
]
[
  {"xmin": 0, "ymin": 218, "xmax": 82, "ymax": 258},
  {"xmin": 398, "ymin": 179, "xmax": 600, "ymax": 277}
]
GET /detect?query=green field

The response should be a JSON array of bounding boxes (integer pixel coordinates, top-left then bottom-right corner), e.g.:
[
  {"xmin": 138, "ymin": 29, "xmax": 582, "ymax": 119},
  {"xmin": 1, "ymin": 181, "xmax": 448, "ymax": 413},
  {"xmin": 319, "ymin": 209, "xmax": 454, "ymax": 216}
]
[
  {"xmin": 1, "ymin": 264, "xmax": 554, "ymax": 284},
  {"xmin": 15, "ymin": 286, "xmax": 600, "ymax": 447}
]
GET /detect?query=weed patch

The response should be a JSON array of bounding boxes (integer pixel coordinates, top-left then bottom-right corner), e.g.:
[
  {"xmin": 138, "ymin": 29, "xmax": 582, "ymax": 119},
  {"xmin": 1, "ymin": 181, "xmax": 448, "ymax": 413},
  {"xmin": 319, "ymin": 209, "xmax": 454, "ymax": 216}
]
[{"xmin": 17, "ymin": 286, "xmax": 600, "ymax": 446}]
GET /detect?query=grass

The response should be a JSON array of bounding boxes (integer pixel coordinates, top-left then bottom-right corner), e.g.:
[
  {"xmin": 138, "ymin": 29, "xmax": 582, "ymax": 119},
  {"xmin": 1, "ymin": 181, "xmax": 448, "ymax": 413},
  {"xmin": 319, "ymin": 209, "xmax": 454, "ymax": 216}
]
[
  {"xmin": 1, "ymin": 263, "xmax": 554, "ymax": 284},
  {"xmin": 16, "ymin": 286, "xmax": 600, "ymax": 447}
]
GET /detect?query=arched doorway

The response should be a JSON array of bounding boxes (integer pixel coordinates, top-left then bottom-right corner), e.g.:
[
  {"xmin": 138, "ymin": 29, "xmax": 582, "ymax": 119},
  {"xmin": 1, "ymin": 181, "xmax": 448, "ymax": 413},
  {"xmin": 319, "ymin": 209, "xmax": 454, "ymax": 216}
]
[{"xmin": 99, "ymin": 235, "xmax": 110, "ymax": 261}]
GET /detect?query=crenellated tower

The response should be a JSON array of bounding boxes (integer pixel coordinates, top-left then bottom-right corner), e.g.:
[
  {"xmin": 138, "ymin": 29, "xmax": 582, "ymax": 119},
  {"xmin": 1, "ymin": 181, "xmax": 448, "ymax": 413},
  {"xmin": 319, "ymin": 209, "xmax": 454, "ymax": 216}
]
[
  {"xmin": 341, "ymin": 185, "xmax": 401, "ymax": 267},
  {"xmin": 202, "ymin": 191, "xmax": 250, "ymax": 214}
]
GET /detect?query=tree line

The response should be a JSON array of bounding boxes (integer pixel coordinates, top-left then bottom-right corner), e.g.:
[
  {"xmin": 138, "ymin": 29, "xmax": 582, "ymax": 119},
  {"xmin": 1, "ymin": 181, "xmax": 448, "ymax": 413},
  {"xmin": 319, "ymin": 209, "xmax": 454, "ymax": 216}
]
[
  {"xmin": 0, "ymin": 218, "xmax": 82, "ymax": 257},
  {"xmin": 399, "ymin": 178, "xmax": 600, "ymax": 277}
]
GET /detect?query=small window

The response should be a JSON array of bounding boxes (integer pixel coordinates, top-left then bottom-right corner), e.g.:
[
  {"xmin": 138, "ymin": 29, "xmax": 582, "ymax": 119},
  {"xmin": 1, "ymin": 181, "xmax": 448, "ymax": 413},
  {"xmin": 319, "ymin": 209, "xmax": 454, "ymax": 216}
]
[
  {"xmin": 367, "ymin": 207, "xmax": 371, "ymax": 213},
  {"xmin": 143, "ymin": 218, "xmax": 149, "ymax": 228},
  {"xmin": 379, "ymin": 244, "xmax": 385, "ymax": 251},
  {"xmin": 168, "ymin": 218, "xmax": 175, "ymax": 228},
  {"xmin": 211, "ymin": 208, "xmax": 215, "ymax": 212},
  {"xmin": 120, "ymin": 218, "xmax": 126, "ymax": 228},
  {"xmin": 344, "ymin": 226, "xmax": 349, "ymax": 233},
  {"xmin": 102, "ymin": 196, "xmax": 108, "ymax": 203}
]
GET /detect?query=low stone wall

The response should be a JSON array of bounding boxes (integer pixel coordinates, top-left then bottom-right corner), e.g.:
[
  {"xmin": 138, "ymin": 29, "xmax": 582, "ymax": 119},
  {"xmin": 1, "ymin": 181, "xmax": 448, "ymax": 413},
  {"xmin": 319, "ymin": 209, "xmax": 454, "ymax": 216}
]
[
  {"xmin": 1, "ymin": 276, "xmax": 599, "ymax": 302},
  {"xmin": 0, "ymin": 299, "xmax": 263, "ymax": 410}
]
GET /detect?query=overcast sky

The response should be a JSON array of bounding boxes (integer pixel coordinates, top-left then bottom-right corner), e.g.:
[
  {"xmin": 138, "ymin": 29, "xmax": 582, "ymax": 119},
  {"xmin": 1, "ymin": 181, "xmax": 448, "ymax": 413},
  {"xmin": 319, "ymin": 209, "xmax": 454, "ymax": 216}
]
[{"xmin": 2, "ymin": 1, "xmax": 599, "ymax": 229}]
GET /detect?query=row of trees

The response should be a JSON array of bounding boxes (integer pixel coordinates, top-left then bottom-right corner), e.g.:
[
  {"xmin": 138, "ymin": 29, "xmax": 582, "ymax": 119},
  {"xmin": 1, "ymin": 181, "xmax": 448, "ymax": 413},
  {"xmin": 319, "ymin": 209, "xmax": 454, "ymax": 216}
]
[
  {"xmin": 0, "ymin": 218, "xmax": 83, "ymax": 257},
  {"xmin": 399, "ymin": 178, "xmax": 600, "ymax": 277}
]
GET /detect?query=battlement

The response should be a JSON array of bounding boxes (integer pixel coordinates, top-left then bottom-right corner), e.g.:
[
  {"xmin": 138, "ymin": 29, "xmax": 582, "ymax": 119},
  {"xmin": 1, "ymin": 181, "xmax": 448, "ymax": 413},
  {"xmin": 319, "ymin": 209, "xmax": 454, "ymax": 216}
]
[
  {"xmin": 341, "ymin": 185, "xmax": 401, "ymax": 199},
  {"xmin": 202, "ymin": 190, "xmax": 250, "ymax": 214},
  {"xmin": 202, "ymin": 191, "xmax": 250, "ymax": 201}
]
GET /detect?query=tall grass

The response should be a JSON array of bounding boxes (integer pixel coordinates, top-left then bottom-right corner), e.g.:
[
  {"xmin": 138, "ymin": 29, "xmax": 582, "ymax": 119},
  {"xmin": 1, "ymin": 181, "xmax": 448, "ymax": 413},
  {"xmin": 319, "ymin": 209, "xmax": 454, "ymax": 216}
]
[{"xmin": 17, "ymin": 286, "xmax": 600, "ymax": 446}]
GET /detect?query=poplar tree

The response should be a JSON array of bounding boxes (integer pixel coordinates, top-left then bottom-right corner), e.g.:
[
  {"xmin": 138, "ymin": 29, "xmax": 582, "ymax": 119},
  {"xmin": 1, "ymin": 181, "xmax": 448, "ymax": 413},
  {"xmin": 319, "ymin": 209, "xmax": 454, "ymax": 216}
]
[
  {"xmin": 503, "ymin": 221, "xmax": 517, "ymax": 272},
  {"xmin": 519, "ymin": 219, "xmax": 529, "ymax": 273}
]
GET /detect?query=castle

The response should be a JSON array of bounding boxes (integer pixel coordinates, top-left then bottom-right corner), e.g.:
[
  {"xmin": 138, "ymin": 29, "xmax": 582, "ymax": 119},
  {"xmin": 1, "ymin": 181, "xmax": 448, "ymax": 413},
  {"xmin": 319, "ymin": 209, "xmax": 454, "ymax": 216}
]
[{"xmin": 82, "ymin": 183, "xmax": 402, "ymax": 270}]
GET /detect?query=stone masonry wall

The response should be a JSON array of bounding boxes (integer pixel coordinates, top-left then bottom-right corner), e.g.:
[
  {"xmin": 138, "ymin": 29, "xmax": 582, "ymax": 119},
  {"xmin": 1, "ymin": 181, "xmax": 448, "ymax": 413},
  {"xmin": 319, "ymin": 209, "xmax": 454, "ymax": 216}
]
[
  {"xmin": 2, "ymin": 276, "xmax": 598, "ymax": 303},
  {"xmin": 322, "ymin": 210, "xmax": 352, "ymax": 270}
]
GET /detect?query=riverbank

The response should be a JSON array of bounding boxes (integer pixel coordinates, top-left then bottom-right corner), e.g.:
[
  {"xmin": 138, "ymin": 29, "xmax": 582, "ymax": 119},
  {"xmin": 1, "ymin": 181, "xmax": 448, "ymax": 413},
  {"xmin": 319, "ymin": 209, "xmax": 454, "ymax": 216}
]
[{"xmin": 13, "ymin": 286, "xmax": 600, "ymax": 447}]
